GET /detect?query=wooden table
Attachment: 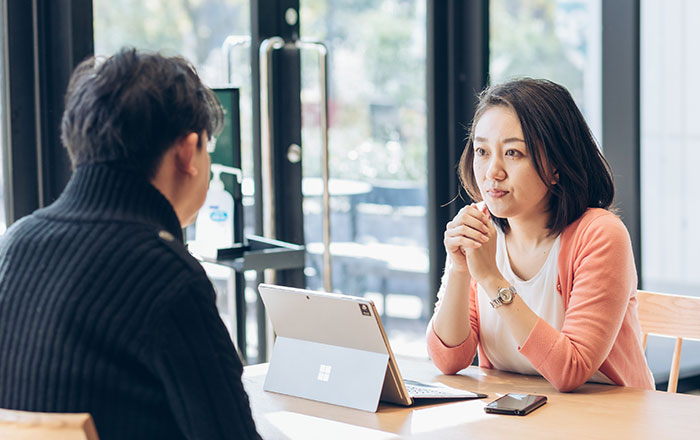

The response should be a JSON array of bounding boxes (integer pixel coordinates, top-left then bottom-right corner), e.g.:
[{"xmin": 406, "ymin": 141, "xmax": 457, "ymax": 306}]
[{"xmin": 243, "ymin": 358, "xmax": 700, "ymax": 439}]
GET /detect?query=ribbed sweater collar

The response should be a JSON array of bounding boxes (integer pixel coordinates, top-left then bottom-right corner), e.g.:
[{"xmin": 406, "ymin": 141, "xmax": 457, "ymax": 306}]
[{"xmin": 37, "ymin": 164, "xmax": 183, "ymax": 242}]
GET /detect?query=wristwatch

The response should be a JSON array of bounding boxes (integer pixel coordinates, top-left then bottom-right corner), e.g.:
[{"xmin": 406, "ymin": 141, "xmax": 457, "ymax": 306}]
[{"xmin": 489, "ymin": 286, "xmax": 517, "ymax": 308}]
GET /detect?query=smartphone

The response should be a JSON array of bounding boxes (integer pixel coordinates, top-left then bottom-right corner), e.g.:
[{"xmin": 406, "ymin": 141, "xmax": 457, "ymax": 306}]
[{"xmin": 484, "ymin": 393, "xmax": 547, "ymax": 416}]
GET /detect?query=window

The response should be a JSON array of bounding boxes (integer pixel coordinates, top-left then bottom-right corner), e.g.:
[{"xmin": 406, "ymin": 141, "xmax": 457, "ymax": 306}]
[
  {"xmin": 94, "ymin": 0, "xmax": 431, "ymax": 359},
  {"xmin": 490, "ymin": 0, "xmax": 602, "ymax": 141},
  {"xmin": 300, "ymin": 0, "xmax": 429, "ymax": 356},
  {"xmin": 640, "ymin": 0, "xmax": 700, "ymax": 295},
  {"xmin": 640, "ymin": 0, "xmax": 700, "ymax": 388},
  {"xmin": 93, "ymin": 0, "xmax": 253, "ymax": 176}
]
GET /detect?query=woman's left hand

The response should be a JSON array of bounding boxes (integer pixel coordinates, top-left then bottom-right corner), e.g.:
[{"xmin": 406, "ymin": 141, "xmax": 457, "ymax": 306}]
[{"xmin": 465, "ymin": 205, "xmax": 503, "ymax": 288}]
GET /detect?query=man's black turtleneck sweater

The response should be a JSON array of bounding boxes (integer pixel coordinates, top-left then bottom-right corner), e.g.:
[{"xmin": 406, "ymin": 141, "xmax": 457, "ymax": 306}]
[{"xmin": 0, "ymin": 164, "xmax": 260, "ymax": 440}]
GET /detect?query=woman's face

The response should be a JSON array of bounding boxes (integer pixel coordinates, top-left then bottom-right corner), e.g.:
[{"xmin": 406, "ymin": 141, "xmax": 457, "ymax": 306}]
[{"xmin": 472, "ymin": 105, "xmax": 551, "ymax": 224}]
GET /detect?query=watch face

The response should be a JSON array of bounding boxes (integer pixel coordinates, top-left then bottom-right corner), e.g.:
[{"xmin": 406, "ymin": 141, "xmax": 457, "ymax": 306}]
[
  {"xmin": 491, "ymin": 287, "xmax": 516, "ymax": 308},
  {"xmin": 500, "ymin": 288, "xmax": 514, "ymax": 303}
]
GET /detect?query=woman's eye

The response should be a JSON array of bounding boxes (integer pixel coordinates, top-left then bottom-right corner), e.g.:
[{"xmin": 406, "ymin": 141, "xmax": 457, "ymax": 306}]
[
  {"xmin": 475, "ymin": 147, "xmax": 487, "ymax": 156},
  {"xmin": 505, "ymin": 149, "xmax": 522, "ymax": 158}
]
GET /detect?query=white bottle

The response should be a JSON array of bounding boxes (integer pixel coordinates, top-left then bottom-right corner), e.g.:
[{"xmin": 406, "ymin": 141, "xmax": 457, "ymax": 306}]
[{"xmin": 192, "ymin": 164, "xmax": 242, "ymax": 259}]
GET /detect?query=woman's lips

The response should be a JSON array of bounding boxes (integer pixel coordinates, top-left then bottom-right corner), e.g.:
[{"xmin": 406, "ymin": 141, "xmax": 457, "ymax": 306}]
[{"xmin": 486, "ymin": 189, "xmax": 509, "ymax": 198}]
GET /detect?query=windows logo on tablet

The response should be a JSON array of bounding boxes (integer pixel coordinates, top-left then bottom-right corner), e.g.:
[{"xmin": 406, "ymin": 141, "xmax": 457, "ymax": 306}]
[{"xmin": 317, "ymin": 364, "xmax": 332, "ymax": 382}]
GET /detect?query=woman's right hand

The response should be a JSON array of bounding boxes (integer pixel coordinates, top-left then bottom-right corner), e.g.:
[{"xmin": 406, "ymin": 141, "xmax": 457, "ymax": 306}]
[{"xmin": 443, "ymin": 203, "xmax": 491, "ymax": 273}]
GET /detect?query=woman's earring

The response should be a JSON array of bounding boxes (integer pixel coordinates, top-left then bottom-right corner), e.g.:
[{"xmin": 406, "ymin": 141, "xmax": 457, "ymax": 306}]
[{"xmin": 551, "ymin": 171, "xmax": 559, "ymax": 185}]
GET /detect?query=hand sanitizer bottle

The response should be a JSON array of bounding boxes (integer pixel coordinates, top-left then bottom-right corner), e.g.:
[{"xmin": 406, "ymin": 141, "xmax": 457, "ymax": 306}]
[{"xmin": 192, "ymin": 164, "xmax": 242, "ymax": 259}]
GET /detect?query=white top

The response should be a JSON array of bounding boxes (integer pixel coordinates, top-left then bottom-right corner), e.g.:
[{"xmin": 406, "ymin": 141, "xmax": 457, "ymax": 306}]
[{"xmin": 477, "ymin": 228, "xmax": 612, "ymax": 384}]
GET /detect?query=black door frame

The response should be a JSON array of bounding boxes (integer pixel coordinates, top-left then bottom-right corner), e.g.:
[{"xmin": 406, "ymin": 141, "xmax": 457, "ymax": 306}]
[
  {"xmin": 250, "ymin": 0, "xmax": 304, "ymax": 362},
  {"xmin": 427, "ymin": 0, "xmax": 490, "ymax": 300},
  {"xmin": 2, "ymin": 0, "xmax": 93, "ymax": 223},
  {"xmin": 602, "ymin": 0, "xmax": 641, "ymax": 283}
]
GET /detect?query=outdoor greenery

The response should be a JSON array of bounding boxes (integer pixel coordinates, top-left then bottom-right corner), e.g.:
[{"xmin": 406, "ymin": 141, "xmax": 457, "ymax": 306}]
[
  {"xmin": 299, "ymin": 0, "xmax": 427, "ymax": 182},
  {"xmin": 93, "ymin": 0, "xmax": 594, "ymax": 185},
  {"xmin": 491, "ymin": 0, "xmax": 594, "ymax": 113},
  {"xmin": 94, "ymin": 0, "xmax": 248, "ymax": 73},
  {"xmin": 94, "ymin": 0, "xmax": 428, "ymax": 183}
]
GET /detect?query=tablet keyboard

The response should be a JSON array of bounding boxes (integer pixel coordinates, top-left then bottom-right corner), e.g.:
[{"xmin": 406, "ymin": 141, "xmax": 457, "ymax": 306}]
[{"xmin": 404, "ymin": 379, "xmax": 483, "ymax": 399}]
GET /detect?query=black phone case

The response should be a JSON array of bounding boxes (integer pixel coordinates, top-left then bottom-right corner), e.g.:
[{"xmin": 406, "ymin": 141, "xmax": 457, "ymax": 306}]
[{"xmin": 484, "ymin": 394, "xmax": 547, "ymax": 416}]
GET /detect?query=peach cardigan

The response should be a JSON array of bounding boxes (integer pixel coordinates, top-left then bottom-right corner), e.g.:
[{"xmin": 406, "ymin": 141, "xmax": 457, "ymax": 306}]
[{"xmin": 427, "ymin": 208, "xmax": 655, "ymax": 392}]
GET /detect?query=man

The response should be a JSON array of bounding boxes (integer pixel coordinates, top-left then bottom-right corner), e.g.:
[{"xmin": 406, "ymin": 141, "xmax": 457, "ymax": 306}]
[{"xmin": 0, "ymin": 49, "xmax": 260, "ymax": 439}]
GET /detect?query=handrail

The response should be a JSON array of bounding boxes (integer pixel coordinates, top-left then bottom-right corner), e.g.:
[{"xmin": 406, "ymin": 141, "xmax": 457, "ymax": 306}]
[
  {"xmin": 295, "ymin": 39, "xmax": 332, "ymax": 293},
  {"xmin": 258, "ymin": 37, "xmax": 285, "ymax": 244}
]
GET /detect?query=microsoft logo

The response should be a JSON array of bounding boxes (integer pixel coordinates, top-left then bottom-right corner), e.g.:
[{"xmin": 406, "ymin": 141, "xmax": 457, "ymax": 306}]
[{"xmin": 317, "ymin": 364, "xmax": 332, "ymax": 382}]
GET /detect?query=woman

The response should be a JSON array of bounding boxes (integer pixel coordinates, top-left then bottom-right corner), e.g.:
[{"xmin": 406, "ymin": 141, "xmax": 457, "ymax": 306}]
[{"xmin": 427, "ymin": 78, "xmax": 654, "ymax": 392}]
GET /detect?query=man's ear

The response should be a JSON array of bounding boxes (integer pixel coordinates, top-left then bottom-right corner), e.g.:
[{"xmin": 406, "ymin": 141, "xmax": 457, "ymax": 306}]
[{"xmin": 174, "ymin": 132, "xmax": 200, "ymax": 176}]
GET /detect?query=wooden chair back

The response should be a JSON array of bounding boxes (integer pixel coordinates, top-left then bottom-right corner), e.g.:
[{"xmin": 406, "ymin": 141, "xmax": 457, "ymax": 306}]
[
  {"xmin": 0, "ymin": 408, "xmax": 99, "ymax": 440},
  {"xmin": 637, "ymin": 290, "xmax": 700, "ymax": 392}
]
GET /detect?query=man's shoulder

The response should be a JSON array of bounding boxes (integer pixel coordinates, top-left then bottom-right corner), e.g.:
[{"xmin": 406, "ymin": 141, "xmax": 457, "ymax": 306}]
[
  {"xmin": 120, "ymin": 227, "xmax": 216, "ymax": 321},
  {"xmin": 1, "ymin": 215, "xmax": 209, "ymax": 285},
  {"xmin": 147, "ymin": 228, "xmax": 208, "ymax": 277},
  {"xmin": 2, "ymin": 213, "xmax": 37, "ymax": 234},
  {"xmin": 0, "ymin": 213, "xmax": 47, "ymax": 249}
]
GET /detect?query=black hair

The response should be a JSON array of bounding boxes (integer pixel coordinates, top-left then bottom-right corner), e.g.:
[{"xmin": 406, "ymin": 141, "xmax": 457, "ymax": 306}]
[
  {"xmin": 459, "ymin": 78, "xmax": 614, "ymax": 235},
  {"xmin": 60, "ymin": 48, "xmax": 224, "ymax": 177}
]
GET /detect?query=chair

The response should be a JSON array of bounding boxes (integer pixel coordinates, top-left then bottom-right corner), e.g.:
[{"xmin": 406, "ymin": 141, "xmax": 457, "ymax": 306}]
[
  {"xmin": 0, "ymin": 408, "xmax": 99, "ymax": 440},
  {"xmin": 637, "ymin": 290, "xmax": 700, "ymax": 392}
]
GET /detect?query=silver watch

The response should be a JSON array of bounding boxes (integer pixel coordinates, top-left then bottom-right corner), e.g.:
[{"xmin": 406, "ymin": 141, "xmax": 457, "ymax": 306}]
[{"xmin": 489, "ymin": 286, "xmax": 517, "ymax": 308}]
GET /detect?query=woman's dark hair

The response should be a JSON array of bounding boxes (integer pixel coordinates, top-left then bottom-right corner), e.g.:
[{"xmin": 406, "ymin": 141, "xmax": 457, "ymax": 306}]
[
  {"xmin": 459, "ymin": 78, "xmax": 614, "ymax": 235},
  {"xmin": 60, "ymin": 48, "xmax": 224, "ymax": 178}
]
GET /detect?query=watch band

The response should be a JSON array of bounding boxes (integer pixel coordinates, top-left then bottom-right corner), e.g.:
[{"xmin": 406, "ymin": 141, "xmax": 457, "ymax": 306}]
[{"xmin": 489, "ymin": 286, "xmax": 517, "ymax": 308}]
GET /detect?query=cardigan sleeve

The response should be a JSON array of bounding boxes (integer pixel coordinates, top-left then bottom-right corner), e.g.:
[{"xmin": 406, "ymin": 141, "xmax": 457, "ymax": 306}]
[
  {"xmin": 518, "ymin": 213, "xmax": 637, "ymax": 392},
  {"xmin": 426, "ymin": 274, "xmax": 481, "ymax": 374},
  {"xmin": 147, "ymin": 278, "xmax": 261, "ymax": 440}
]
